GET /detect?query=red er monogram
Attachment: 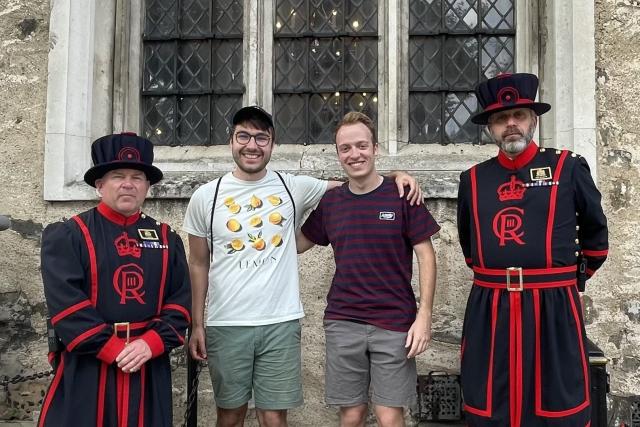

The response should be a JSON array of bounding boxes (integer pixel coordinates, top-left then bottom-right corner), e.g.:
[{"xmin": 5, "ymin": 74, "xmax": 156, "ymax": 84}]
[
  {"xmin": 114, "ymin": 232, "xmax": 141, "ymax": 258},
  {"xmin": 113, "ymin": 263, "xmax": 146, "ymax": 304},
  {"xmin": 492, "ymin": 207, "xmax": 525, "ymax": 246}
]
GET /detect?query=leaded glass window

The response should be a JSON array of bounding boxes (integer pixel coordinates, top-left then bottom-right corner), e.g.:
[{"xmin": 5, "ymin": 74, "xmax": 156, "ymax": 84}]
[
  {"xmin": 409, "ymin": 0, "xmax": 515, "ymax": 144},
  {"xmin": 142, "ymin": 0, "xmax": 243, "ymax": 146},
  {"xmin": 274, "ymin": 1, "xmax": 378, "ymax": 144}
]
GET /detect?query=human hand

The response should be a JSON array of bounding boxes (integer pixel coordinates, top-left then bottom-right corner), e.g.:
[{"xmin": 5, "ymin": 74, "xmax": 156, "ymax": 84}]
[
  {"xmin": 116, "ymin": 339, "xmax": 152, "ymax": 373},
  {"xmin": 405, "ymin": 315, "xmax": 432, "ymax": 358},
  {"xmin": 392, "ymin": 172, "xmax": 423, "ymax": 205},
  {"xmin": 188, "ymin": 325, "xmax": 208, "ymax": 361}
]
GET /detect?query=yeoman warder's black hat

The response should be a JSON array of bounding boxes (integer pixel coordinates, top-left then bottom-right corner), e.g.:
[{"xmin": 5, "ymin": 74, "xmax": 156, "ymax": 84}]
[
  {"xmin": 83, "ymin": 132, "xmax": 163, "ymax": 187},
  {"xmin": 471, "ymin": 73, "xmax": 551, "ymax": 125}
]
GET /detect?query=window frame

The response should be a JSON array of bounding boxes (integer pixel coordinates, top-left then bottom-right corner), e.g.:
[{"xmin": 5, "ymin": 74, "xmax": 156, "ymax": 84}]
[{"xmin": 43, "ymin": 0, "xmax": 598, "ymax": 201}]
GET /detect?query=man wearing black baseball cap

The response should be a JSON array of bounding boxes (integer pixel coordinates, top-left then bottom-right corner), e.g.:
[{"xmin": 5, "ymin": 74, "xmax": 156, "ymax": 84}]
[
  {"xmin": 457, "ymin": 73, "xmax": 608, "ymax": 426},
  {"xmin": 39, "ymin": 133, "xmax": 191, "ymax": 427},
  {"xmin": 184, "ymin": 106, "xmax": 423, "ymax": 426}
]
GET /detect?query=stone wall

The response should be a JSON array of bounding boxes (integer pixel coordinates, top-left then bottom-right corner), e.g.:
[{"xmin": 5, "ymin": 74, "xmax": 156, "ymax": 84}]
[{"xmin": 0, "ymin": 0, "xmax": 638, "ymax": 425}]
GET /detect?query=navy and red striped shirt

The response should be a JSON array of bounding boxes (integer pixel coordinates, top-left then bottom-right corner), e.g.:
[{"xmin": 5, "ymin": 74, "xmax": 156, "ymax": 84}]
[{"xmin": 301, "ymin": 177, "xmax": 440, "ymax": 332}]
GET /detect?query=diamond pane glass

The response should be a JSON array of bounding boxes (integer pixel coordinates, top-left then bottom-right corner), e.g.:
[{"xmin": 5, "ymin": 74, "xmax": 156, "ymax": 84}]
[
  {"xmin": 143, "ymin": 96, "xmax": 175, "ymax": 146},
  {"xmin": 409, "ymin": 37, "xmax": 442, "ymax": 90},
  {"xmin": 344, "ymin": 38, "xmax": 377, "ymax": 90},
  {"xmin": 345, "ymin": 92, "xmax": 378, "ymax": 123},
  {"xmin": 274, "ymin": 94, "xmax": 307, "ymax": 144},
  {"xmin": 143, "ymin": 42, "xmax": 176, "ymax": 91},
  {"xmin": 177, "ymin": 41, "xmax": 210, "ymax": 91},
  {"xmin": 214, "ymin": 0, "xmax": 243, "ymax": 35},
  {"xmin": 444, "ymin": 37, "xmax": 478, "ymax": 89},
  {"xmin": 274, "ymin": 39, "xmax": 308, "ymax": 91},
  {"xmin": 309, "ymin": 0, "xmax": 342, "ymax": 34},
  {"xmin": 275, "ymin": 0, "xmax": 307, "ymax": 35},
  {"xmin": 212, "ymin": 40, "xmax": 243, "ymax": 91},
  {"xmin": 180, "ymin": 0, "xmax": 209, "ymax": 35},
  {"xmin": 444, "ymin": 0, "xmax": 477, "ymax": 31},
  {"xmin": 481, "ymin": 0, "xmax": 514, "ymax": 30},
  {"xmin": 409, "ymin": 93, "xmax": 442, "ymax": 143},
  {"xmin": 410, "ymin": 0, "xmax": 441, "ymax": 33},
  {"xmin": 346, "ymin": 0, "xmax": 378, "ymax": 33},
  {"xmin": 145, "ymin": 0, "xmax": 178, "ymax": 37},
  {"xmin": 177, "ymin": 96, "xmax": 209, "ymax": 146},
  {"xmin": 309, "ymin": 92, "xmax": 342, "ymax": 144},
  {"xmin": 309, "ymin": 38, "xmax": 342, "ymax": 91},
  {"xmin": 212, "ymin": 95, "xmax": 243, "ymax": 145},
  {"xmin": 481, "ymin": 36, "xmax": 514, "ymax": 78},
  {"xmin": 444, "ymin": 92, "xmax": 478, "ymax": 143}
]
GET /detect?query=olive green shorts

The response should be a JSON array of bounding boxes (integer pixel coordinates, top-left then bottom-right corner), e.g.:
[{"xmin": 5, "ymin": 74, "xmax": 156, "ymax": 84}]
[{"xmin": 206, "ymin": 320, "xmax": 303, "ymax": 410}]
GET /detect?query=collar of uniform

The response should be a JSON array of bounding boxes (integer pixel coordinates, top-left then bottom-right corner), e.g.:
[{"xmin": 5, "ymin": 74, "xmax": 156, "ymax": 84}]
[
  {"xmin": 97, "ymin": 202, "xmax": 141, "ymax": 226},
  {"xmin": 497, "ymin": 141, "xmax": 539, "ymax": 170}
]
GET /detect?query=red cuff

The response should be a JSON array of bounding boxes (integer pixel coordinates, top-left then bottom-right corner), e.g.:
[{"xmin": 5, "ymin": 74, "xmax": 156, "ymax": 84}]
[
  {"xmin": 96, "ymin": 335, "xmax": 127, "ymax": 364},
  {"xmin": 141, "ymin": 329, "xmax": 165, "ymax": 358}
]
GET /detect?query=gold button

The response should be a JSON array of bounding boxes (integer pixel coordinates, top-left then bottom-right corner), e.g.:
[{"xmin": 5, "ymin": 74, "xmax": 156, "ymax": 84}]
[
  {"xmin": 540, "ymin": 148, "xmax": 546, "ymax": 152},
  {"xmin": 575, "ymin": 239, "xmax": 579, "ymax": 244},
  {"xmin": 141, "ymin": 214, "xmax": 146, "ymax": 218},
  {"xmin": 576, "ymin": 226, "xmax": 580, "ymax": 230},
  {"xmin": 571, "ymin": 153, "xmax": 577, "ymax": 157},
  {"xmin": 156, "ymin": 221, "xmax": 160, "ymax": 225},
  {"xmin": 575, "ymin": 251, "xmax": 580, "ymax": 257},
  {"xmin": 556, "ymin": 150, "xmax": 562, "ymax": 154}
]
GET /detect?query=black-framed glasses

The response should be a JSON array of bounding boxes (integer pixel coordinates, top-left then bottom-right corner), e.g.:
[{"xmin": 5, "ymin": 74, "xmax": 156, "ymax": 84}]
[{"xmin": 234, "ymin": 131, "xmax": 271, "ymax": 147}]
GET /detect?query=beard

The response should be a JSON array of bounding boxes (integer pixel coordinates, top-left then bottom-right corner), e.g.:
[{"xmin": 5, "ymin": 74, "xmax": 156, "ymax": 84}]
[{"xmin": 492, "ymin": 121, "xmax": 536, "ymax": 156}]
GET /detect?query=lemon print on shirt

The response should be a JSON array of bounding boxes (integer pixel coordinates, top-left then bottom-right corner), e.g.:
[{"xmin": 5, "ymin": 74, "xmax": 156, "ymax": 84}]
[
  {"xmin": 226, "ymin": 239, "xmax": 245, "ymax": 254},
  {"xmin": 267, "ymin": 195, "xmax": 282, "ymax": 206},
  {"xmin": 226, "ymin": 219, "xmax": 242, "ymax": 232},
  {"xmin": 228, "ymin": 203, "xmax": 241, "ymax": 214},
  {"xmin": 249, "ymin": 231, "xmax": 265, "ymax": 251},
  {"xmin": 246, "ymin": 195, "xmax": 263, "ymax": 211},
  {"xmin": 269, "ymin": 212, "xmax": 286, "ymax": 226},
  {"xmin": 224, "ymin": 197, "xmax": 235, "ymax": 207},
  {"xmin": 271, "ymin": 234, "xmax": 283, "ymax": 247},
  {"xmin": 249, "ymin": 216, "xmax": 263, "ymax": 227}
]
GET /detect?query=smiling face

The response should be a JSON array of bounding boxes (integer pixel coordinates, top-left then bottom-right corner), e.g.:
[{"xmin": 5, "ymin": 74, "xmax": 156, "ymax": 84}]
[
  {"xmin": 95, "ymin": 169, "xmax": 150, "ymax": 216},
  {"xmin": 488, "ymin": 107, "xmax": 538, "ymax": 157},
  {"xmin": 230, "ymin": 122, "xmax": 274, "ymax": 181},
  {"xmin": 335, "ymin": 122, "xmax": 379, "ymax": 181}
]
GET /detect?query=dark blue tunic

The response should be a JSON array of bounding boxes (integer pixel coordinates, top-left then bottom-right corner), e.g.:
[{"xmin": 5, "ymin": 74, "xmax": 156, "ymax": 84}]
[
  {"xmin": 38, "ymin": 202, "xmax": 191, "ymax": 427},
  {"xmin": 457, "ymin": 142, "xmax": 608, "ymax": 427}
]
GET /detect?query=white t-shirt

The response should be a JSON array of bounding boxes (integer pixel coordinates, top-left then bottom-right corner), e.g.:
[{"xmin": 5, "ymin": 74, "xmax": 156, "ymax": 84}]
[{"xmin": 183, "ymin": 170, "xmax": 328, "ymax": 326}]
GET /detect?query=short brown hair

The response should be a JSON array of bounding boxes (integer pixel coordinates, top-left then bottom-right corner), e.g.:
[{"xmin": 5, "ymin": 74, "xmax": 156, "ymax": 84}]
[{"xmin": 334, "ymin": 112, "xmax": 377, "ymax": 145}]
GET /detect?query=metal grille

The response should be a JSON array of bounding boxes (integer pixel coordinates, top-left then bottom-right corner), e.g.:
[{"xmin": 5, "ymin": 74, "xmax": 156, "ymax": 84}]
[
  {"xmin": 274, "ymin": 0, "xmax": 378, "ymax": 144},
  {"xmin": 416, "ymin": 372, "xmax": 463, "ymax": 421},
  {"xmin": 632, "ymin": 399, "xmax": 640, "ymax": 427},
  {"xmin": 409, "ymin": 0, "xmax": 515, "ymax": 144},
  {"xmin": 142, "ymin": 0, "xmax": 244, "ymax": 146}
]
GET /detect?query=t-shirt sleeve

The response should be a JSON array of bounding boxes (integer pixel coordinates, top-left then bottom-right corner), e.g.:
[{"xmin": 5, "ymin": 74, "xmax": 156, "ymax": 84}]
[
  {"xmin": 291, "ymin": 175, "xmax": 329, "ymax": 218},
  {"xmin": 183, "ymin": 183, "xmax": 212, "ymax": 238},
  {"xmin": 403, "ymin": 200, "xmax": 440, "ymax": 246},
  {"xmin": 301, "ymin": 199, "xmax": 330, "ymax": 246}
]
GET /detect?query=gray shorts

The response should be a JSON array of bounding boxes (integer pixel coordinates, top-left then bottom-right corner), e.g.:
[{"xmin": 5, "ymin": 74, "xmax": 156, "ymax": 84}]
[
  {"xmin": 206, "ymin": 320, "xmax": 303, "ymax": 410},
  {"xmin": 324, "ymin": 319, "xmax": 417, "ymax": 408}
]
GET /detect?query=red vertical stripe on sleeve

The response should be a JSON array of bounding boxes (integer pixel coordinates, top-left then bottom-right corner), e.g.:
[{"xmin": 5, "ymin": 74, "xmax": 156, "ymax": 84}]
[
  {"xmin": 72, "ymin": 216, "xmax": 99, "ymax": 306},
  {"xmin": 545, "ymin": 151, "xmax": 568, "ymax": 268},
  {"xmin": 470, "ymin": 166, "xmax": 485, "ymax": 268},
  {"xmin": 157, "ymin": 223, "xmax": 169, "ymax": 316}
]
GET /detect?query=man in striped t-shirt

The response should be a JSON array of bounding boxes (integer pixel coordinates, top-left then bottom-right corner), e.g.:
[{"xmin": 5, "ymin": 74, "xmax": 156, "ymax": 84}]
[{"xmin": 297, "ymin": 112, "xmax": 440, "ymax": 427}]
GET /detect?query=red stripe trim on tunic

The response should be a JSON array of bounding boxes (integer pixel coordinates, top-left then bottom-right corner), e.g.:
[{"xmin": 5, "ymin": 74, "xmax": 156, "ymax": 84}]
[
  {"xmin": 121, "ymin": 373, "xmax": 130, "ymax": 427},
  {"xmin": 51, "ymin": 300, "xmax": 92, "ymax": 325},
  {"xmin": 470, "ymin": 167, "xmax": 485, "ymax": 268},
  {"xmin": 463, "ymin": 289, "xmax": 499, "ymax": 418},
  {"xmin": 545, "ymin": 150, "xmax": 569, "ymax": 268},
  {"xmin": 117, "ymin": 370, "xmax": 123, "ymax": 427},
  {"xmin": 473, "ymin": 265, "xmax": 577, "ymax": 276},
  {"xmin": 138, "ymin": 365, "xmax": 146, "ymax": 427},
  {"xmin": 509, "ymin": 292, "xmax": 517, "ymax": 427},
  {"xmin": 583, "ymin": 249, "xmax": 608, "ymax": 257},
  {"xmin": 67, "ymin": 324, "xmax": 107, "ymax": 351},
  {"xmin": 72, "ymin": 216, "xmax": 99, "ymax": 306},
  {"xmin": 473, "ymin": 278, "xmax": 576, "ymax": 290},
  {"xmin": 534, "ymin": 288, "xmax": 590, "ymax": 417},
  {"xmin": 163, "ymin": 303, "xmax": 191, "ymax": 323},
  {"xmin": 97, "ymin": 362, "xmax": 107, "ymax": 427},
  {"xmin": 157, "ymin": 224, "xmax": 169, "ymax": 316},
  {"xmin": 38, "ymin": 353, "xmax": 65, "ymax": 427},
  {"xmin": 515, "ymin": 293, "xmax": 523, "ymax": 427}
]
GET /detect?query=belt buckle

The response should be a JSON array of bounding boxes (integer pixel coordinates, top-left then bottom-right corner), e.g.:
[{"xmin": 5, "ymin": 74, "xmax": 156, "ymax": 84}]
[
  {"xmin": 506, "ymin": 267, "xmax": 523, "ymax": 292},
  {"xmin": 114, "ymin": 322, "xmax": 130, "ymax": 344}
]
